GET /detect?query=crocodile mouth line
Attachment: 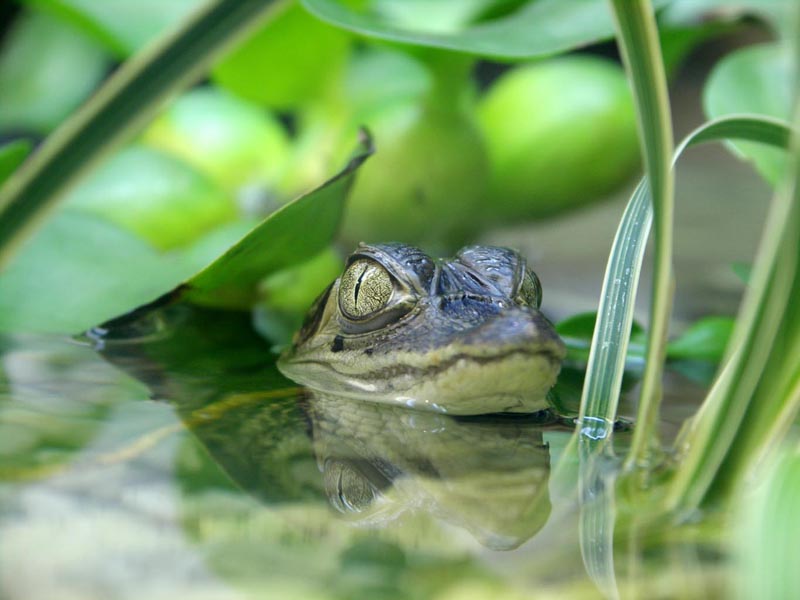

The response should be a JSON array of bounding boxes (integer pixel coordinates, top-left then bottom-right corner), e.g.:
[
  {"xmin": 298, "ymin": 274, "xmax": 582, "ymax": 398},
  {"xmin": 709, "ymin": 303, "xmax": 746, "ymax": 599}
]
[{"xmin": 287, "ymin": 346, "xmax": 562, "ymax": 382}]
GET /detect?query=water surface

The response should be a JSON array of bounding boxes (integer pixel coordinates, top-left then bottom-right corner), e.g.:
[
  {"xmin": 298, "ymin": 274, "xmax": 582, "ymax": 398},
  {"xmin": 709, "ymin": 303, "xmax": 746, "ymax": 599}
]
[{"xmin": 0, "ymin": 308, "xmax": 723, "ymax": 599}]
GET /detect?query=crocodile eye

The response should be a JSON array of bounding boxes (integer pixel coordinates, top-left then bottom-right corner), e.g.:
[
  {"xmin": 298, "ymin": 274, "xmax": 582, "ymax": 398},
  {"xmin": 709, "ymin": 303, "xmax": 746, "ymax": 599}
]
[
  {"xmin": 517, "ymin": 269, "xmax": 542, "ymax": 308},
  {"xmin": 338, "ymin": 259, "xmax": 394, "ymax": 319}
]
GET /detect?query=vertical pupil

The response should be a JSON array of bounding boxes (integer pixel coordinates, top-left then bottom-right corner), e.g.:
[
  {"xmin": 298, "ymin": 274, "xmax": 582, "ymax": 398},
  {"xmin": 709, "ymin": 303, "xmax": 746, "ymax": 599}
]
[
  {"xmin": 340, "ymin": 259, "xmax": 393, "ymax": 318},
  {"xmin": 352, "ymin": 263, "xmax": 368, "ymax": 310}
]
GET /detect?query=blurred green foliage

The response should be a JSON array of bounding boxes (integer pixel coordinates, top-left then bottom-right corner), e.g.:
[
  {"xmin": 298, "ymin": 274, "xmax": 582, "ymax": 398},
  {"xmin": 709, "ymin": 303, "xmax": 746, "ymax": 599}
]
[
  {"xmin": 0, "ymin": 10, "xmax": 108, "ymax": 132},
  {"xmin": 0, "ymin": 0, "xmax": 790, "ymax": 341}
]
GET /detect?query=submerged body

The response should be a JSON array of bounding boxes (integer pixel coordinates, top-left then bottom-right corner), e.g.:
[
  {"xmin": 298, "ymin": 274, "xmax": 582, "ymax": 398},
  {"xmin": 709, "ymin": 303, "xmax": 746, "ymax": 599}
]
[{"xmin": 278, "ymin": 243, "xmax": 565, "ymax": 414}]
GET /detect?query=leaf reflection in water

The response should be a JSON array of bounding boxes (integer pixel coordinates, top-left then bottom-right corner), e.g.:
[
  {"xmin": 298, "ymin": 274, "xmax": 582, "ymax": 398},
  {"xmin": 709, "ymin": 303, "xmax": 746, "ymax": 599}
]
[{"xmin": 93, "ymin": 302, "xmax": 560, "ymax": 549}]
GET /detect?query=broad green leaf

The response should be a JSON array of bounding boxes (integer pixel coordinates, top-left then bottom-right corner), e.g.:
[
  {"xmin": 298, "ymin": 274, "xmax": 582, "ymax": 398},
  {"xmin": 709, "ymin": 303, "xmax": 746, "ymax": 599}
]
[
  {"xmin": 23, "ymin": 0, "xmax": 206, "ymax": 57},
  {"xmin": 557, "ymin": 312, "xmax": 602, "ymax": 340},
  {"xmin": 705, "ymin": 43, "xmax": 792, "ymax": 185},
  {"xmin": 0, "ymin": 211, "xmax": 195, "ymax": 334},
  {"xmin": 557, "ymin": 313, "xmax": 646, "ymax": 365},
  {"xmin": 343, "ymin": 47, "xmax": 432, "ymax": 112},
  {"xmin": 65, "ymin": 145, "xmax": 235, "ymax": 250},
  {"xmin": 0, "ymin": 0, "xmax": 284, "ymax": 269},
  {"xmin": 213, "ymin": 2, "xmax": 350, "ymax": 109},
  {"xmin": 302, "ymin": 0, "xmax": 668, "ymax": 59},
  {"xmin": 185, "ymin": 133, "xmax": 373, "ymax": 308},
  {"xmin": 142, "ymin": 87, "xmax": 290, "ymax": 193},
  {"xmin": 0, "ymin": 10, "xmax": 109, "ymax": 133},
  {"xmin": 667, "ymin": 316, "xmax": 735, "ymax": 362},
  {"xmin": 366, "ymin": 0, "xmax": 519, "ymax": 34},
  {"xmin": 0, "ymin": 133, "xmax": 370, "ymax": 334},
  {"xmin": 0, "ymin": 140, "xmax": 32, "ymax": 186}
]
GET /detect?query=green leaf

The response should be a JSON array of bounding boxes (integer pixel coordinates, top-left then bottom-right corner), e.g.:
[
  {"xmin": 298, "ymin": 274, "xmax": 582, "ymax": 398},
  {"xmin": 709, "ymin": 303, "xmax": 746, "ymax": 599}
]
[
  {"xmin": 185, "ymin": 133, "xmax": 373, "ymax": 308},
  {"xmin": 0, "ymin": 10, "xmax": 109, "ymax": 133},
  {"xmin": 213, "ymin": 2, "xmax": 350, "ymax": 109},
  {"xmin": 667, "ymin": 316, "xmax": 735, "ymax": 362},
  {"xmin": 705, "ymin": 42, "xmax": 792, "ymax": 184},
  {"xmin": 0, "ymin": 131, "xmax": 370, "ymax": 334},
  {"xmin": 0, "ymin": 211, "xmax": 194, "ymax": 334},
  {"xmin": 65, "ymin": 145, "xmax": 236, "ymax": 250},
  {"xmin": 22, "ymin": 0, "xmax": 207, "ymax": 57},
  {"xmin": 0, "ymin": 140, "xmax": 32, "ymax": 186},
  {"xmin": 557, "ymin": 312, "xmax": 601, "ymax": 340},
  {"xmin": 0, "ymin": 0, "xmax": 285, "ymax": 269},
  {"xmin": 731, "ymin": 261, "xmax": 752, "ymax": 284},
  {"xmin": 302, "ymin": 0, "xmax": 669, "ymax": 59}
]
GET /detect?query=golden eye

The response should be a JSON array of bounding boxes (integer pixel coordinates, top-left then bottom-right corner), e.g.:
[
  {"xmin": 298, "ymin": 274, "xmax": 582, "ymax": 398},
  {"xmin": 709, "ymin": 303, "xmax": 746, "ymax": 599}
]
[
  {"xmin": 517, "ymin": 269, "xmax": 542, "ymax": 308},
  {"xmin": 338, "ymin": 259, "xmax": 394, "ymax": 319}
]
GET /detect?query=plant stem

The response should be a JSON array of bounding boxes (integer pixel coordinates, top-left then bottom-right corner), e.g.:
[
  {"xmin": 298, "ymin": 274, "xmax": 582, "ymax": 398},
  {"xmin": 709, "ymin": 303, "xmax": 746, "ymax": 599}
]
[{"xmin": 606, "ymin": 0, "xmax": 675, "ymax": 470}]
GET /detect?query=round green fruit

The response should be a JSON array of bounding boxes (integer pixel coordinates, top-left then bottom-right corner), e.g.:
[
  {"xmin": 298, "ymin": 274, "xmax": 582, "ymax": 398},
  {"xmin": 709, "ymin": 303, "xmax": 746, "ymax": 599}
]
[
  {"xmin": 142, "ymin": 87, "xmax": 289, "ymax": 195},
  {"xmin": 340, "ymin": 101, "xmax": 489, "ymax": 248},
  {"xmin": 212, "ymin": 3, "xmax": 349, "ymax": 110},
  {"xmin": 478, "ymin": 56, "xmax": 639, "ymax": 219}
]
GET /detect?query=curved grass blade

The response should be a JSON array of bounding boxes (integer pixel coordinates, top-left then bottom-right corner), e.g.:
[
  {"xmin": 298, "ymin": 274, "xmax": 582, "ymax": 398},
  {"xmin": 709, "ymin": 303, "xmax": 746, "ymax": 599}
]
[
  {"xmin": 606, "ymin": 0, "xmax": 676, "ymax": 469},
  {"xmin": 735, "ymin": 447, "xmax": 800, "ymax": 600},
  {"xmin": 0, "ymin": 0, "xmax": 284, "ymax": 269},
  {"xmin": 577, "ymin": 116, "xmax": 793, "ymax": 451},
  {"xmin": 574, "ymin": 114, "xmax": 793, "ymax": 593},
  {"xmin": 667, "ymin": 113, "xmax": 800, "ymax": 513}
]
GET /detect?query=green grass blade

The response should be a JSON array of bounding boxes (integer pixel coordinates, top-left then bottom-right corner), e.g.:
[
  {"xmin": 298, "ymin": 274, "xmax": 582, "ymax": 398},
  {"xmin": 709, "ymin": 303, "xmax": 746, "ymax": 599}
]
[
  {"xmin": 0, "ymin": 0, "xmax": 284, "ymax": 269},
  {"xmin": 667, "ymin": 112, "xmax": 800, "ymax": 513},
  {"xmin": 578, "ymin": 116, "xmax": 793, "ymax": 449},
  {"xmin": 735, "ymin": 447, "xmax": 800, "ymax": 600},
  {"xmin": 606, "ymin": 0, "xmax": 675, "ymax": 470},
  {"xmin": 577, "ymin": 178, "xmax": 651, "ymax": 445}
]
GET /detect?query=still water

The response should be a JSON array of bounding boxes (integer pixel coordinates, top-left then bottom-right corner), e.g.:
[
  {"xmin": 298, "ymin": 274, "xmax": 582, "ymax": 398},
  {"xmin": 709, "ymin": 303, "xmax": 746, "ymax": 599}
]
[{"xmin": 0, "ymin": 307, "xmax": 724, "ymax": 599}]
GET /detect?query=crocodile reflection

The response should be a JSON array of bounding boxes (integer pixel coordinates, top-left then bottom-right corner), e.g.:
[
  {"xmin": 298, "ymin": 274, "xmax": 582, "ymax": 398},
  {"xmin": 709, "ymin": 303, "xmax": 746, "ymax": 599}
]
[
  {"xmin": 91, "ymin": 306, "xmax": 555, "ymax": 550},
  {"xmin": 307, "ymin": 394, "xmax": 553, "ymax": 550}
]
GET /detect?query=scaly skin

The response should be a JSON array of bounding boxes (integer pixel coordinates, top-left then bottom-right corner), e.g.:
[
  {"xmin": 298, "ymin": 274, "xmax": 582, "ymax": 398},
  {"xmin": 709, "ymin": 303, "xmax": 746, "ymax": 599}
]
[{"xmin": 279, "ymin": 243, "xmax": 566, "ymax": 414}]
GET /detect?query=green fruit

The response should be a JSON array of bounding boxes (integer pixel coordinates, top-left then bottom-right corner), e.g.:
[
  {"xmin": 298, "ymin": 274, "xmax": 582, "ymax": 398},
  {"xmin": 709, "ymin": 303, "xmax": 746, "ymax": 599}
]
[
  {"xmin": 478, "ymin": 56, "xmax": 639, "ymax": 219},
  {"xmin": 142, "ymin": 87, "xmax": 289, "ymax": 194},
  {"xmin": 275, "ymin": 47, "xmax": 432, "ymax": 201},
  {"xmin": 212, "ymin": 3, "xmax": 349, "ymax": 110},
  {"xmin": 66, "ymin": 145, "xmax": 235, "ymax": 250},
  {"xmin": 341, "ymin": 101, "xmax": 489, "ymax": 247}
]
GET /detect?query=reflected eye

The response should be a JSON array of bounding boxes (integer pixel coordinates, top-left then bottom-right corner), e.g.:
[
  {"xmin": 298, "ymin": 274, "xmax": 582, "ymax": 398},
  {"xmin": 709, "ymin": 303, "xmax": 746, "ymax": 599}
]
[
  {"xmin": 516, "ymin": 269, "xmax": 542, "ymax": 308},
  {"xmin": 324, "ymin": 460, "xmax": 380, "ymax": 514},
  {"xmin": 338, "ymin": 259, "xmax": 394, "ymax": 319}
]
